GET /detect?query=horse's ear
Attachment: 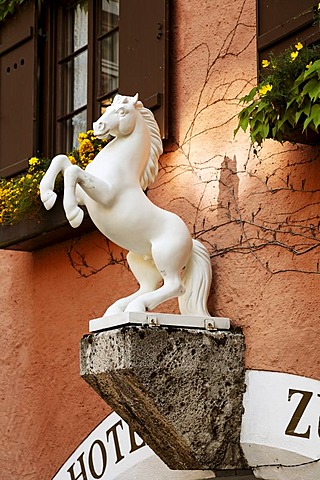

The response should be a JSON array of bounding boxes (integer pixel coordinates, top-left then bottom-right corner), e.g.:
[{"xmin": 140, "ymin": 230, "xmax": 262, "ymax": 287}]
[
  {"xmin": 113, "ymin": 94, "xmax": 122, "ymax": 104},
  {"xmin": 132, "ymin": 93, "xmax": 139, "ymax": 105}
]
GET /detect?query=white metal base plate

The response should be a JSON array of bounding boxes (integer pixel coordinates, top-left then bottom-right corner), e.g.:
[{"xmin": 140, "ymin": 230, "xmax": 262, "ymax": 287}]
[{"xmin": 89, "ymin": 312, "xmax": 230, "ymax": 333}]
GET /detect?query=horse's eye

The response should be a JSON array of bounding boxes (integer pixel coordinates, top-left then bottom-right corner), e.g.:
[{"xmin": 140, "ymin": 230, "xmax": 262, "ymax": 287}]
[{"xmin": 117, "ymin": 108, "xmax": 126, "ymax": 116}]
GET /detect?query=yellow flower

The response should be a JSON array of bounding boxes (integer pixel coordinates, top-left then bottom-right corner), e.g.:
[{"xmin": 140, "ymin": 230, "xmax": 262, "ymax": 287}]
[
  {"xmin": 68, "ymin": 155, "xmax": 77, "ymax": 164},
  {"xmin": 262, "ymin": 59, "xmax": 270, "ymax": 68},
  {"xmin": 295, "ymin": 42, "xmax": 303, "ymax": 51},
  {"xmin": 78, "ymin": 132, "xmax": 87, "ymax": 142},
  {"xmin": 306, "ymin": 61, "xmax": 313, "ymax": 69},
  {"xmin": 28, "ymin": 157, "xmax": 39, "ymax": 166},
  {"xmin": 258, "ymin": 83, "xmax": 273, "ymax": 96},
  {"xmin": 291, "ymin": 51, "xmax": 299, "ymax": 61},
  {"xmin": 79, "ymin": 139, "xmax": 94, "ymax": 155},
  {"xmin": 318, "ymin": 2, "xmax": 320, "ymax": 10}
]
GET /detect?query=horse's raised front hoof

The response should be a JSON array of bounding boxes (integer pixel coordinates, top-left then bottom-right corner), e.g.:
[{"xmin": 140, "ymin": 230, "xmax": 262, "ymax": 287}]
[
  {"xmin": 68, "ymin": 207, "xmax": 84, "ymax": 228},
  {"xmin": 41, "ymin": 191, "xmax": 57, "ymax": 210}
]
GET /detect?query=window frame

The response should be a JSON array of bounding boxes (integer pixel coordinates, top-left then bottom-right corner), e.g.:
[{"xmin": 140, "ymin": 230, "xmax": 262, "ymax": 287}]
[
  {"xmin": 50, "ymin": 0, "xmax": 168, "ymax": 156},
  {"xmin": 96, "ymin": 1, "xmax": 120, "ymax": 106},
  {"xmin": 54, "ymin": 0, "xmax": 97, "ymax": 153}
]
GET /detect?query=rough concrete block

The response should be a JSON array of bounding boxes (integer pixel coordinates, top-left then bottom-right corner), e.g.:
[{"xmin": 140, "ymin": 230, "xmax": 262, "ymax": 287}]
[{"xmin": 80, "ymin": 326, "xmax": 248, "ymax": 471}]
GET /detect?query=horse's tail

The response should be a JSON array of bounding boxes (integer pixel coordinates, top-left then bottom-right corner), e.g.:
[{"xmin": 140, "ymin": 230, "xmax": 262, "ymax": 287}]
[{"xmin": 178, "ymin": 239, "xmax": 212, "ymax": 316}]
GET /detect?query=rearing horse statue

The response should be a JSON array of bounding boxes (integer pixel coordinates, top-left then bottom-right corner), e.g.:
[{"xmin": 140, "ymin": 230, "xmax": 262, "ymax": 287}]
[{"xmin": 40, "ymin": 94, "xmax": 212, "ymax": 317}]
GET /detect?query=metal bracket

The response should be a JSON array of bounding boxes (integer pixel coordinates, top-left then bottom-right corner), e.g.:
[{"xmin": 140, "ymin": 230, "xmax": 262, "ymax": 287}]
[
  {"xmin": 204, "ymin": 319, "xmax": 217, "ymax": 331},
  {"xmin": 147, "ymin": 315, "xmax": 159, "ymax": 327},
  {"xmin": 89, "ymin": 312, "xmax": 230, "ymax": 333}
]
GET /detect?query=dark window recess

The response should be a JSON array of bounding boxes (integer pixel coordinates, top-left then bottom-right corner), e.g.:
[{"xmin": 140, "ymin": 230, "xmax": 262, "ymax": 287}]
[
  {"xmin": 257, "ymin": 0, "xmax": 320, "ymax": 66},
  {"xmin": 119, "ymin": 0, "xmax": 168, "ymax": 138},
  {"xmin": 0, "ymin": 1, "xmax": 38, "ymax": 177},
  {"xmin": 97, "ymin": 0, "xmax": 120, "ymax": 107},
  {"xmin": 55, "ymin": 0, "xmax": 89, "ymax": 153}
]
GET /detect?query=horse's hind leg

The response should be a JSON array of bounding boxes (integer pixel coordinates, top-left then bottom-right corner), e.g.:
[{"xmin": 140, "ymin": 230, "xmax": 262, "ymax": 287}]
[
  {"xmin": 104, "ymin": 252, "xmax": 162, "ymax": 316},
  {"xmin": 40, "ymin": 155, "xmax": 71, "ymax": 210},
  {"xmin": 125, "ymin": 273, "xmax": 184, "ymax": 313},
  {"xmin": 125, "ymin": 239, "xmax": 191, "ymax": 313}
]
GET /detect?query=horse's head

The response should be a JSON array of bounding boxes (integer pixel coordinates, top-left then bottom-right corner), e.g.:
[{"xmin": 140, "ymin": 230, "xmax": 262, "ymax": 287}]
[{"xmin": 93, "ymin": 94, "xmax": 142, "ymax": 139}]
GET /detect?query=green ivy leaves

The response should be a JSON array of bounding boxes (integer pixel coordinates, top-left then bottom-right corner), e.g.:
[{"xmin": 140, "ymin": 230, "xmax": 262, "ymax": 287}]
[
  {"xmin": 0, "ymin": 0, "xmax": 43, "ymax": 22},
  {"xmin": 303, "ymin": 104, "xmax": 320, "ymax": 131},
  {"xmin": 0, "ymin": 0, "xmax": 26, "ymax": 22}
]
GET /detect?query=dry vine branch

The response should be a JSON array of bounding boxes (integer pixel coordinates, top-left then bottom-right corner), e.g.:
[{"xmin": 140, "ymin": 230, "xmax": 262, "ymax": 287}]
[
  {"xmin": 66, "ymin": 0, "xmax": 320, "ymax": 278},
  {"xmin": 169, "ymin": 1, "xmax": 320, "ymax": 277},
  {"xmin": 190, "ymin": 159, "xmax": 320, "ymax": 275},
  {"xmin": 67, "ymin": 237, "xmax": 129, "ymax": 278}
]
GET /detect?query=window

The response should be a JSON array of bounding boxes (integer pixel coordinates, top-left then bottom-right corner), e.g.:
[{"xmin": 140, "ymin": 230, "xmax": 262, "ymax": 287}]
[
  {"xmin": 54, "ymin": 0, "xmax": 120, "ymax": 152},
  {"xmin": 56, "ymin": 0, "xmax": 89, "ymax": 152},
  {"xmin": 50, "ymin": 0, "xmax": 168, "ymax": 158},
  {"xmin": 99, "ymin": 0, "xmax": 120, "ymax": 105},
  {"xmin": 0, "ymin": 0, "xmax": 168, "ymax": 177},
  {"xmin": 257, "ymin": 0, "xmax": 320, "ymax": 67}
]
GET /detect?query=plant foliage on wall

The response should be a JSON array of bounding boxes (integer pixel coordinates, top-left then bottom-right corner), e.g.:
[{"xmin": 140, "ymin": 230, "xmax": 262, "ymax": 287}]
[
  {"xmin": 235, "ymin": 42, "xmax": 320, "ymax": 145},
  {"xmin": 0, "ymin": 0, "xmax": 28, "ymax": 22},
  {"xmin": 0, "ymin": 0, "xmax": 43, "ymax": 21}
]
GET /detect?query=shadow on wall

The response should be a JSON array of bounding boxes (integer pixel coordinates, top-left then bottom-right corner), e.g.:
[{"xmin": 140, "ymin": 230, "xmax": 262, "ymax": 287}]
[
  {"xmin": 207, "ymin": 156, "xmax": 240, "ymax": 316},
  {"xmin": 217, "ymin": 156, "xmax": 239, "ymax": 224}
]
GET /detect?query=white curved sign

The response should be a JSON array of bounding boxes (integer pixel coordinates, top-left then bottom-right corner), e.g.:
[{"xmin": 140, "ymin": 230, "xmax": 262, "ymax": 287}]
[
  {"xmin": 241, "ymin": 370, "xmax": 320, "ymax": 480},
  {"xmin": 52, "ymin": 412, "xmax": 215, "ymax": 480}
]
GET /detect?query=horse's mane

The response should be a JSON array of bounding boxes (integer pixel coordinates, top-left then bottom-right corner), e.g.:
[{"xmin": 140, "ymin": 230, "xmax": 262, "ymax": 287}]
[
  {"xmin": 112, "ymin": 94, "xmax": 163, "ymax": 189},
  {"xmin": 136, "ymin": 104, "xmax": 163, "ymax": 190}
]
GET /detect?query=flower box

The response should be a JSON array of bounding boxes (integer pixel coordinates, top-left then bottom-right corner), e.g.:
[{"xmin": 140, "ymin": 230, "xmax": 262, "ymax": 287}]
[
  {"xmin": 281, "ymin": 126, "xmax": 320, "ymax": 145},
  {"xmin": 0, "ymin": 130, "xmax": 105, "ymax": 251},
  {"xmin": 0, "ymin": 196, "xmax": 95, "ymax": 251}
]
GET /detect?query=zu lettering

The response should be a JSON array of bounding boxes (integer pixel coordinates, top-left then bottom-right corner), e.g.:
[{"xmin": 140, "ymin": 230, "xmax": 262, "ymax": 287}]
[{"xmin": 285, "ymin": 389, "xmax": 320, "ymax": 439}]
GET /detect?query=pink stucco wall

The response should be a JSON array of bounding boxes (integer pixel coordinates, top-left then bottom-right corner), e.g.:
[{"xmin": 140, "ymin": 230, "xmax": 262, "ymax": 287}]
[{"xmin": 1, "ymin": 0, "xmax": 319, "ymax": 477}]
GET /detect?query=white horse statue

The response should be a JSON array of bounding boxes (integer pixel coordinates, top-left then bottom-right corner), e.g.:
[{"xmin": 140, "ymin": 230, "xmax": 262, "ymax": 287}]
[{"xmin": 40, "ymin": 94, "xmax": 212, "ymax": 317}]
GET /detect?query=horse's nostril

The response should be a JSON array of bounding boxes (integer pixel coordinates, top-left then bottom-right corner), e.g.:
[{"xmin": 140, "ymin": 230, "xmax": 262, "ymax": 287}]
[{"xmin": 93, "ymin": 121, "xmax": 105, "ymax": 133}]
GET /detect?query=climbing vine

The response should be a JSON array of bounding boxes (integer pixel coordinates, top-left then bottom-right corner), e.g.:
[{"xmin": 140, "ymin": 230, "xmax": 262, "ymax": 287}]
[
  {"xmin": 67, "ymin": 0, "xmax": 320, "ymax": 280},
  {"xmin": 66, "ymin": 237, "xmax": 129, "ymax": 278}
]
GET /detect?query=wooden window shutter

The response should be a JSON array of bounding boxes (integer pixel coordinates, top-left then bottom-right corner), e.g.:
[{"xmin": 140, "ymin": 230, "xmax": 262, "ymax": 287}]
[
  {"xmin": 119, "ymin": 0, "xmax": 168, "ymax": 138},
  {"xmin": 257, "ymin": 0, "xmax": 320, "ymax": 64},
  {"xmin": 0, "ymin": 1, "xmax": 38, "ymax": 177}
]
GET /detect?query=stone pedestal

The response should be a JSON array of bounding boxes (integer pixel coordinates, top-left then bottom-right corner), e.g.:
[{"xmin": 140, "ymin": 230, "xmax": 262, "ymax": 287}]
[{"xmin": 80, "ymin": 321, "xmax": 248, "ymax": 471}]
